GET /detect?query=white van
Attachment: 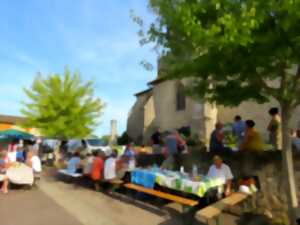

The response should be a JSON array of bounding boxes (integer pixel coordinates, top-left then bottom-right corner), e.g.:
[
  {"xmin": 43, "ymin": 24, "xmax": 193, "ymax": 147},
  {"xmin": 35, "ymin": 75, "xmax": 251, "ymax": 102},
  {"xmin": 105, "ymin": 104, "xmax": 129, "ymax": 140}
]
[{"xmin": 67, "ymin": 138, "xmax": 112, "ymax": 156}]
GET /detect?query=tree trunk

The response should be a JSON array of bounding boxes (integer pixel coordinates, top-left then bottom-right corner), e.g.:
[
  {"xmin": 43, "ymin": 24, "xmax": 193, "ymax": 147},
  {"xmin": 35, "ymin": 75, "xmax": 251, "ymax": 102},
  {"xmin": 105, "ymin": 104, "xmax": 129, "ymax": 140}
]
[{"xmin": 281, "ymin": 105, "xmax": 298, "ymax": 225}]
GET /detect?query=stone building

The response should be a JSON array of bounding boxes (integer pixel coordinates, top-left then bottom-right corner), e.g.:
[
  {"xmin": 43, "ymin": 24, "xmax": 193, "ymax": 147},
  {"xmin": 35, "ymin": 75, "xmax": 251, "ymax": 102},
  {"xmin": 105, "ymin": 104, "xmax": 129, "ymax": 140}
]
[{"xmin": 127, "ymin": 68, "xmax": 300, "ymax": 145}]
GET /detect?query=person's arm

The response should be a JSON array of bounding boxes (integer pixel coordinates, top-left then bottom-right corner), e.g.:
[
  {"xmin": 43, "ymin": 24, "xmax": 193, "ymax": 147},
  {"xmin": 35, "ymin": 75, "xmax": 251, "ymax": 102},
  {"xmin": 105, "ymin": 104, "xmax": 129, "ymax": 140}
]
[
  {"xmin": 224, "ymin": 165, "xmax": 234, "ymax": 196},
  {"xmin": 224, "ymin": 179, "xmax": 232, "ymax": 196}
]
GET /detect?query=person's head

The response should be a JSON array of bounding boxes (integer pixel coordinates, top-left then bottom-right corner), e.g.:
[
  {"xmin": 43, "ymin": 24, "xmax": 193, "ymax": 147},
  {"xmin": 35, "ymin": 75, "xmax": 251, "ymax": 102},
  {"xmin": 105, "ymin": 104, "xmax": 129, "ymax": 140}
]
[
  {"xmin": 125, "ymin": 144, "xmax": 131, "ymax": 150},
  {"xmin": 111, "ymin": 149, "xmax": 118, "ymax": 158},
  {"xmin": 73, "ymin": 151, "xmax": 80, "ymax": 158},
  {"xmin": 172, "ymin": 129, "xmax": 179, "ymax": 135},
  {"xmin": 234, "ymin": 115, "xmax": 242, "ymax": 122},
  {"xmin": 92, "ymin": 151, "xmax": 99, "ymax": 157},
  {"xmin": 269, "ymin": 107, "xmax": 279, "ymax": 116},
  {"xmin": 291, "ymin": 129, "xmax": 297, "ymax": 138},
  {"xmin": 245, "ymin": 120, "xmax": 255, "ymax": 130},
  {"xmin": 213, "ymin": 155, "xmax": 223, "ymax": 168},
  {"xmin": 215, "ymin": 122, "xmax": 223, "ymax": 130}
]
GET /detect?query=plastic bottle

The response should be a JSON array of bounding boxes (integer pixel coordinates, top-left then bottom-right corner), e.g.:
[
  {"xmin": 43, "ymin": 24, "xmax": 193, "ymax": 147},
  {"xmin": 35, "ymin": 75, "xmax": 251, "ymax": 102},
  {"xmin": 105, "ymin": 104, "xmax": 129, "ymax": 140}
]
[
  {"xmin": 180, "ymin": 166, "xmax": 185, "ymax": 174},
  {"xmin": 192, "ymin": 164, "xmax": 198, "ymax": 177}
]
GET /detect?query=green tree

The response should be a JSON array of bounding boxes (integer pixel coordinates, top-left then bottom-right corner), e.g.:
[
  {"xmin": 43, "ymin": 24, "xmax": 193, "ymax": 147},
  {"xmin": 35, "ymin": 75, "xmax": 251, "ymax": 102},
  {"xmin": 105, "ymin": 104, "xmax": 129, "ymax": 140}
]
[
  {"xmin": 22, "ymin": 67, "xmax": 104, "ymax": 140},
  {"xmin": 139, "ymin": 0, "xmax": 300, "ymax": 223}
]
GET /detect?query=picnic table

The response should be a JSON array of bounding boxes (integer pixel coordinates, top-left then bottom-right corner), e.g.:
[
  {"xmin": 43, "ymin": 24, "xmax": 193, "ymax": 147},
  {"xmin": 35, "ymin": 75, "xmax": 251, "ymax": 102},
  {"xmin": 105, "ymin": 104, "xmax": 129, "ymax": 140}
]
[{"xmin": 131, "ymin": 167, "xmax": 224, "ymax": 198}]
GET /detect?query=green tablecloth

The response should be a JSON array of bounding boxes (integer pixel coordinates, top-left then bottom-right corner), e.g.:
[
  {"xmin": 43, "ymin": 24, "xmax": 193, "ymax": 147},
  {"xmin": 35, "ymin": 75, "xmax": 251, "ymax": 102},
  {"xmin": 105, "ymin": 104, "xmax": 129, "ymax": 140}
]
[{"xmin": 132, "ymin": 168, "xmax": 223, "ymax": 198}]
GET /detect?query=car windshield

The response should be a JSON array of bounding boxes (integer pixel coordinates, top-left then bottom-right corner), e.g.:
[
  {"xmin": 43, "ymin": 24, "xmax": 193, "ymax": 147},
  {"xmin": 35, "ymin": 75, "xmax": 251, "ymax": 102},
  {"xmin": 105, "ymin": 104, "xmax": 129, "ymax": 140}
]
[{"xmin": 86, "ymin": 139, "xmax": 105, "ymax": 146}]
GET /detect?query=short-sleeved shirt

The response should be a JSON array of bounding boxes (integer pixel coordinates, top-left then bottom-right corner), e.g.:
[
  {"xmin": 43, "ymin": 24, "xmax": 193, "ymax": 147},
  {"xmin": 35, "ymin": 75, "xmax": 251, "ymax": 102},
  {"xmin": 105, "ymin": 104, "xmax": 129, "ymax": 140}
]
[
  {"xmin": 232, "ymin": 121, "xmax": 245, "ymax": 139},
  {"xmin": 67, "ymin": 157, "xmax": 81, "ymax": 174},
  {"xmin": 207, "ymin": 163, "xmax": 233, "ymax": 184},
  {"xmin": 31, "ymin": 156, "xmax": 42, "ymax": 173},
  {"xmin": 90, "ymin": 157, "xmax": 104, "ymax": 181},
  {"xmin": 104, "ymin": 157, "xmax": 116, "ymax": 180},
  {"xmin": 165, "ymin": 135, "xmax": 178, "ymax": 155}
]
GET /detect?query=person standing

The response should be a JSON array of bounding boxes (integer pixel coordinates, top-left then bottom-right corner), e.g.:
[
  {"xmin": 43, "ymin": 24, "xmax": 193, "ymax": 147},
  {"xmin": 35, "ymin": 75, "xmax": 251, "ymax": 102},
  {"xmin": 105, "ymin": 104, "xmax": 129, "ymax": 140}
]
[
  {"xmin": 209, "ymin": 122, "xmax": 225, "ymax": 153},
  {"xmin": 151, "ymin": 128, "xmax": 162, "ymax": 154},
  {"xmin": 232, "ymin": 115, "xmax": 245, "ymax": 149},
  {"xmin": 161, "ymin": 130, "xmax": 183, "ymax": 170},
  {"xmin": 267, "ymin": 107, "xmax": 282, "ymax": 150}
]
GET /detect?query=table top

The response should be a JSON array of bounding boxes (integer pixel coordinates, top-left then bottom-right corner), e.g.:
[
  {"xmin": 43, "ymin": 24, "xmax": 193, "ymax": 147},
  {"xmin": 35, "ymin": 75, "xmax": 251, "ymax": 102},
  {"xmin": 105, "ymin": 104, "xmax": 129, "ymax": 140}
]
[{"xmin": 131, "ymin": 168, "xmax": 224, "ymax": 198}]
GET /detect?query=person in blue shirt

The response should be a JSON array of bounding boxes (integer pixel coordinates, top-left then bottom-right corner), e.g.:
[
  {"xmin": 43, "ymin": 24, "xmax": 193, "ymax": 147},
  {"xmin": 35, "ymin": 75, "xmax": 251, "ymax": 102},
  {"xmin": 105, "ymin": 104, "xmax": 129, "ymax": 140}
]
[
  {"xmin": 67, "ymin": 152, "xmax": 82, "ymax": 174},
  {"xmin": 232, "ymin": 115, "xmax": 246, "ymax": 149},
  {"xmin": 16, "ymin": 146, "xmax": 25, "ymax": 162},
  {"xmin": 123, "ymin": 144, "xmax": 135, "ymax": 158}
]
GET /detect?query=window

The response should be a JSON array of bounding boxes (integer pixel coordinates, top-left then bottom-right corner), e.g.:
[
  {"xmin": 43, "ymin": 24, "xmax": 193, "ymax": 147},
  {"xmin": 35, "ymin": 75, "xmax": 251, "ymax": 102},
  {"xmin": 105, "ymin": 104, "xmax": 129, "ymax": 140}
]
[{"xmin": 176, "ymin": 83, "xmax": 186, "ymax": 111}]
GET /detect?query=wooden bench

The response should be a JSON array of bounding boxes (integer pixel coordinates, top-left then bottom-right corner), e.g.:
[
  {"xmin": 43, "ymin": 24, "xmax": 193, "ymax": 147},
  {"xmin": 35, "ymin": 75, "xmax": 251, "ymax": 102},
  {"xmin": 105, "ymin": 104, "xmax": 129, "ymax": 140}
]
[
  {"xmin": 124, "ymin": 183, "xmax": 198, "ymax": 207},
  {"xmin": 196, "ymin": 192, "xmax": 248, "ymax": 225},
  {"xmin": 58, "ymin": 169, "xmax": 83, "ymax": 178},
  {"xmin": 58, "ymin": 169, "xmax": 83, "ymax": 187}
]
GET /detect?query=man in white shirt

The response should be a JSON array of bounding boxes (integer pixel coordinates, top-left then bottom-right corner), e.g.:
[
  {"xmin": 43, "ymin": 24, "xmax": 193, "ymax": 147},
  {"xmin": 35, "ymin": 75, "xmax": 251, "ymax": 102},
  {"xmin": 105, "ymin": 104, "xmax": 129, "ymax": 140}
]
[
  {"xmin": 104, "ymin": 150, "xmax": 118, "ymax": 180},
  {"xmin": 207, "ymin": 155, "xmax": 233, "ymax": 196}
]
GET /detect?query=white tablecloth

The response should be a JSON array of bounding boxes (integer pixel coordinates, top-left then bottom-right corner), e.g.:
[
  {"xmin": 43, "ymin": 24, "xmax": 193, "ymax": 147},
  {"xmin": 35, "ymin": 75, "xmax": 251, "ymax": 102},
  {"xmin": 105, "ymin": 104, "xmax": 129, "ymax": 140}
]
[{"xmin": 6, "ymin": 163, "xmax": 34, "ymax": 185}]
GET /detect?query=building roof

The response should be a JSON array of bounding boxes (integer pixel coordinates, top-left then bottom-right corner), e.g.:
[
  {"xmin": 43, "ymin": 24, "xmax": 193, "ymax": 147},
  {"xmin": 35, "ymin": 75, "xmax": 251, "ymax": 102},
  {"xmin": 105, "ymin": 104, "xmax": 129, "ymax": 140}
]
[
  {"xmin": 134, "ymin": 88, "xmax": 153, "ymax": 97},
  {"xmin": 0, "ymin": 114, "xmax": 27, "ymax": 124},
  {"xmin": 147, "ymin": 77, "xmax": 166, "ymax": 86}
]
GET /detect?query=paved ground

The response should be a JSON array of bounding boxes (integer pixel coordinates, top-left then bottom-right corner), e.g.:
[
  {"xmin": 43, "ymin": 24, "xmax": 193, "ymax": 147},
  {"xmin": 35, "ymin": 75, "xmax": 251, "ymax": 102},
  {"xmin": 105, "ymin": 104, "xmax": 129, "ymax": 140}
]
[
  {"xmin": 0, "ymin": 188, "xmax": 83, "ymax": 225},
  {"xmin": 0, "ymin": 173, "xmax": 269, "ymax": 225}
]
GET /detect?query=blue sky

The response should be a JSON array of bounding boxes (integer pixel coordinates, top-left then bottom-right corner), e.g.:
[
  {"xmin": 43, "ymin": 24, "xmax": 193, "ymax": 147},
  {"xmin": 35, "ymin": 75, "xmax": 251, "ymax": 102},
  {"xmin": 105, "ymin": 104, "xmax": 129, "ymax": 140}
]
[{"xmin": 0, "ymin": 0, "xmax": 157, "ymax": 136}]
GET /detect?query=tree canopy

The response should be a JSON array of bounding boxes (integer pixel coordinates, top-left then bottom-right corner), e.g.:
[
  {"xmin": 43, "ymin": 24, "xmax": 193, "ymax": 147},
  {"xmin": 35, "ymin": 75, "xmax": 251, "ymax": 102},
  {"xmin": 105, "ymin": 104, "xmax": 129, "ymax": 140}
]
[
  {"xmin": 21, "ymin": 68, "xmax": 104, "ymax": 139},
  {"xmin": 139, "ymin": 0, "xmax": 300, "ymax": 223},
  {"xmin": 142, "ymin": 0, "xmax": 300, "ymax": 108}
]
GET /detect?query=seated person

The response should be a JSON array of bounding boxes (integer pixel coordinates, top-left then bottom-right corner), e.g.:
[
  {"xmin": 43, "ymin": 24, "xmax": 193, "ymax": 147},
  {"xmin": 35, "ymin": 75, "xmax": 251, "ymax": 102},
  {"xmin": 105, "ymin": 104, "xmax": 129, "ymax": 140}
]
[
  {"xmin": 26, "ymin": 149, "xmax": 42, "ymax": 174},
  {"xmin": 90, "ymin": 151, "xmax": 104, "ymax": 191},
  {"xmin": 0, "ymin": 150, "xmax": 10, "ymax": 194},
  {"xmin": 240, "ymin": 120, "xmax": 263, "ymax": 151},
  {"xmin": 104, "ymin": 149, "xmax": 119, "ymax": 181},
  {"xmin": 291, "ymin": 129, "xmax": 300, "ymax": 152},
  {"xmin": 209, "ymin": 122, "xmax": 226, "ymax": 152},
  {"xmin": 123, "ymin": 144, "xmax": 135, "ymax": 158},
  {"xmin": 207, "ymin": 155, "xmax": 233, "ymax": 197},
  {"xmin": 83, "ymin": 153, "xmax": 94, "ymax": 175},
  {"xmin": 67, "ymin": 152, "xmax": 82, "ymax": 174}
]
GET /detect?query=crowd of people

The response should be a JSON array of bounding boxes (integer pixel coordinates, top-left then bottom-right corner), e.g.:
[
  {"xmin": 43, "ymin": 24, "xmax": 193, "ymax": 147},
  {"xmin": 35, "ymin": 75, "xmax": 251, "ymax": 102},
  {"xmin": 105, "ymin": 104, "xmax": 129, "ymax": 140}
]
[
  {"xmin": 0, "ymin": 140, "xmax": 42, "ymax": 194},
  {"xmin": 209, "ymin": 107, "xmax": 292, "ymax": 152},
  {"xmin": 65, "ymin": 145, "xmax": 135, "ymax": 191}
]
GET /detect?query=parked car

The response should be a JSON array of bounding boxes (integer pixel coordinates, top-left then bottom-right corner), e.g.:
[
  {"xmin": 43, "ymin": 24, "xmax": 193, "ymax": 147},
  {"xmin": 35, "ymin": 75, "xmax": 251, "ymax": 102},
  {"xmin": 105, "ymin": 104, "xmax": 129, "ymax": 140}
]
[{"xmin": 67, "ymin": 138, "xmax": 112, "ymax": 156}]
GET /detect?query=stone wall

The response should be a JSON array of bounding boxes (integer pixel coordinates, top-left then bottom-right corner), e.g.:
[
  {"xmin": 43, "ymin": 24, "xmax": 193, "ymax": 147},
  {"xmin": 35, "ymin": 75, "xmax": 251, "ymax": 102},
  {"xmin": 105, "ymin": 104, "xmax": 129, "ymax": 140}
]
[
  {"xmin": 136, "ymin": 151, "xmax": 299, "ymax": 224},
  {"xmin": 127, "ymin": 93, "xmax": 150, "ymax": 143}
]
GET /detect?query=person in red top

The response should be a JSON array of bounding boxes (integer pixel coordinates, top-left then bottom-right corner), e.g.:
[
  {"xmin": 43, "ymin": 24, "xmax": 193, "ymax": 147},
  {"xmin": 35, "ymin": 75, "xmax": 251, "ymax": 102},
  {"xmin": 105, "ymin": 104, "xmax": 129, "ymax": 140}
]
[{"xmin": 90, "ymin": 151, "xmax": 104, "ymax": 191}]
